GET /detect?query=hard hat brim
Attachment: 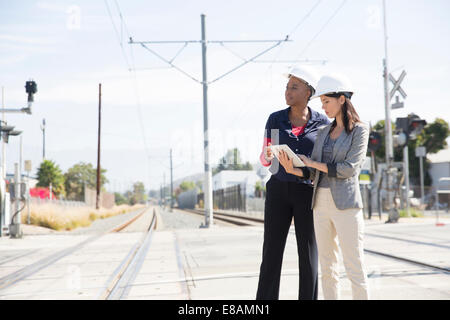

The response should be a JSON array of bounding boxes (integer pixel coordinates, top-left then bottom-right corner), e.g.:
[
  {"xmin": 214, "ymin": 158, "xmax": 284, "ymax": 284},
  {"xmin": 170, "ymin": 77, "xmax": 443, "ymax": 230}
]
[
  {"xmin": 284, "ymin": 73, "xmax": 316, "ymax": 96},
  {"xmin": 310, "ymin": 91, "xmax": 353, "ymax": 100}
]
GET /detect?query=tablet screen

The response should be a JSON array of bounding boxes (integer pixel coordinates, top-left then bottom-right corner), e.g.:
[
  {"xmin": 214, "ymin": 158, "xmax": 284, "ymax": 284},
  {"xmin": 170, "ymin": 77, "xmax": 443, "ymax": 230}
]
[{"xmin": 269, "ymin": 144, "xmax": 305, "ymax": 167}]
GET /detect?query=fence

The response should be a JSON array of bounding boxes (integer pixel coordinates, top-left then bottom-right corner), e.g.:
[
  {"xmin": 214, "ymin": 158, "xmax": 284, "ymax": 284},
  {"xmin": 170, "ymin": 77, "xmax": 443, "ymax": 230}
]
[
  {"xmin": 84, "ymin": 187, "xmax": 115, "ymax": 209},
  {"xmin": 246, "ymin": 197, "xmax": 265, "ymax": 213},
  {"xmin": 362, "ymin": 183, "xmax": 448, "ymax": 218},
  {"xmin": 197, "ymin": 184, "xmax": 247, "ymax": 212},
  {"xmin": 193, "ymin": 181, "xmax": 444, "ymax": 218},
  {"xmin": 30, "ymin": 197, "xmax": 89, "ymax": 207}
]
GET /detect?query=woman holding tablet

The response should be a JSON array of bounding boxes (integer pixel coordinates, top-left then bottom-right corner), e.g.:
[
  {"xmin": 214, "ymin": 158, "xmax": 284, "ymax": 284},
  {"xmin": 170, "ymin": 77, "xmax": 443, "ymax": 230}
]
[
  {"xmin": 278, "ymin": 73, "xmax": 370, "ymax": 300},
  {"xmin": 256, "ymin": 66, "xmax": 329, "ymax": 300}
]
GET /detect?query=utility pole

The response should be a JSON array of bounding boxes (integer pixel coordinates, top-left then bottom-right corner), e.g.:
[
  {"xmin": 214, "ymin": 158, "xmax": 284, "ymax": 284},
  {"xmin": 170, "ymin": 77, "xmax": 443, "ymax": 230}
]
[
  {"xmin": 200, "ymin": 14, "xmax": 213, "ymax": 226},
  {"xmin": 415, "ymin": 146, "xmax": 426, "ymax": 206},
  {"xmin": 1, "ymin": 87, "xmax": 4, "ymax": 236},
  {"xmin": 130, "ymin": 14, "xmax": 294, "ymax": 227},
  {"xmin": 0, "ymin": 81, "xmax": 36, "ymax": 237},
  {"xmin": 41, "ymin": 119, "xmax": 46, "ymax": 160},
  {"xmin": 403, "ymin": 145, "xmax": 410, "ymax": 216},
  {"xmin": 382, "ymin": 0, "xmax": 399, "ymax": 223},
  {"xmin": 1, "ymin": 87, "xmax": 5, "ymax": 180},
  {"xmin": 9, "ymin": 163, "xmax": 22, "ymax": 238},
  {"xmin": 163, "ymin": 172, "xmax": 166, "ymax": 209},
  {"xmin": 170, "ymin": 148, "xmax": 174, "ymax": 211},
  {"xmin": 25, "ymin": 160, "xmax": 32, "ymax": 224},
  {"xmin": 96, "ymin": 83, "xmax": 102, "ymax": 210}
]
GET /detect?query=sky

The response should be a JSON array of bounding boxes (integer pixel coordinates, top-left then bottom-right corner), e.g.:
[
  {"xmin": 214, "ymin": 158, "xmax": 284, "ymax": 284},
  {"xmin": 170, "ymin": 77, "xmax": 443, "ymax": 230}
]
[{"xmin": 1, "ymin": 0, "xmax": 449, "ymax": 193}]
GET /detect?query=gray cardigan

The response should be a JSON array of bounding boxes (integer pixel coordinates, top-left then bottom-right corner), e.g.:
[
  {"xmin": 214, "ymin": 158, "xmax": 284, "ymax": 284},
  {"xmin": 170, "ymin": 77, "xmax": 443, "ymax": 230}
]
[{"xmin": 302, "ymin": 122, "xmax": 369, "ymax": 210}]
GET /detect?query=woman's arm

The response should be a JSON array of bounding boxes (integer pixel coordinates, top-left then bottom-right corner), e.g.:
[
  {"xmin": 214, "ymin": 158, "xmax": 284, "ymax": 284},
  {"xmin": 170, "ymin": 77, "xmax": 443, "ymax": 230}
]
[
  {"xmin": 259, "ymin": 115, "xmax": 275, "ymax": 166},
  {"xmin": 300, "ymin": 124, "xmax": 369, "ymax": 179},
  {"xmin": 328, "ymin": 125, "xmax": 369, "ymax": 179},
  {"xmin": 259, "ymin": 138, "xmax": 273, "ymax": 166},
  {"xmin": 299, "ymin": 155, "xmax": 328, "ymax": 173},
  {"xmin": 278, "ymin": 150, "xmax": 308, "ymax": 178}
]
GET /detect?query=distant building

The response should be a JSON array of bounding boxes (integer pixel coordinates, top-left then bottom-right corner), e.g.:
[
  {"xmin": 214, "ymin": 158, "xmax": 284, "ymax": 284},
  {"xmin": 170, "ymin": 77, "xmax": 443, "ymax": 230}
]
[
  {"xmin": 427, "ymin": 147, "xmax": 450, "ymax": 188},
  {"xmin": 5, "ymin": 173, "xmax": 38, "ymax": 188}
]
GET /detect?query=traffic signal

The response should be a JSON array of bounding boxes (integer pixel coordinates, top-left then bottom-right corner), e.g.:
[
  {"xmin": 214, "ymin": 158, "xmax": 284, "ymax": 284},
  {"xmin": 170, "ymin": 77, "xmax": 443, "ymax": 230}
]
[
  {"xmin": 395, "ymin": 117, "xmax": 409, "ymax": 147},
  {"xmin": 368, "ymin": 131, "xmax": 382, "ymax": 152},
  {"xmin": 407, "ymin": 114, "xmax": 427, "ymax": 139},
  {"xmin": 395, "ymin": 113, "xmax": 427, "ymax": 147},
  {"xmin": 25, "ymin": 80, "xmax": 37, "ymax": 103}
]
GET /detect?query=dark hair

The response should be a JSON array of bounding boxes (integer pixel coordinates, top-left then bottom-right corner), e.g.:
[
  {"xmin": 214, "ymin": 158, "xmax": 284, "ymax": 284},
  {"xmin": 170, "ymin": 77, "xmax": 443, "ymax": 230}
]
[{"xmin": 325, "ymin": 92, "xmax": 360, "ymax": 134}]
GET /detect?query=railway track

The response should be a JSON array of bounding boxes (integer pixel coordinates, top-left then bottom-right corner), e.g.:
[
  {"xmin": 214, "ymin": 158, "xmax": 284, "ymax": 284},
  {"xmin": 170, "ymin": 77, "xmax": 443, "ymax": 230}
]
[
  {"xmin": 98, "ymin": 211, "xmax": 157, "ymax": 300},
  {"xmin": 177, "ymin": 208, "xmax": 263, "ymax": 226},
  {"xmin": 178, "ymin": 208, "xmax": 450, "ymax": 275},
  {"xmin": 0, "ymin": 206, "xmax": 447, "ymax": 299},
  {"xmin": 0, "ymin": 206, "xmax": 152, "ymax": 294}
]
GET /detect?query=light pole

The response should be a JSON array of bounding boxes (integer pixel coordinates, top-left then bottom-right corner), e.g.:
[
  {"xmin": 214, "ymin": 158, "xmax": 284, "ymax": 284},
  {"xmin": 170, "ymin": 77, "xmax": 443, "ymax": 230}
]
[
  {"xmin": 24, "ymin": 160, "xmax": 32, "ymax": 225},
  {"xmin": 9, "ymin": 131, "xmax": 23, "ymax": 239},
  {"xmin": 96, "ymin": 84, "xmax": 102, "ymax": 210},
  {"xmin": 0, "ymin": 80, "xmax": 36, "ymax": 237}
]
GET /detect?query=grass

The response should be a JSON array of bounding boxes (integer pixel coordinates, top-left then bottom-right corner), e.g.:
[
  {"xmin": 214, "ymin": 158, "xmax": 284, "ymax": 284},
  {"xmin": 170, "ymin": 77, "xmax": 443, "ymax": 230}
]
[
  {"xmin": 398, "ymin": 208, "xmax": 424, "ymax": 218},
  {"xmin": 21, "ymin": 203, "xmax": 146, "ymax": 231}
]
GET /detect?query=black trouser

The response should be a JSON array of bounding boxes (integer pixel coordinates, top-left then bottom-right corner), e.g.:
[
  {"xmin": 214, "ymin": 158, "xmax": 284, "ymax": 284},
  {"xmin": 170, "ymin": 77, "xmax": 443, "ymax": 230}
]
[{"xmin": 256, "ymin": 176, "xmax": 318, "ymax": 300}]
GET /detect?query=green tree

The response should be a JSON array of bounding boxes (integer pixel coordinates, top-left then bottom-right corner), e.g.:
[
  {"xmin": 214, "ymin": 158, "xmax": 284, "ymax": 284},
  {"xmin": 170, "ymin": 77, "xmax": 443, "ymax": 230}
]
[
  {"xmin": 213, "ymin": 148, "xmax": 253, "ymax": 174},
  {"xmin": 179, "ymin": 181, "xmax": 197, "ymax": 192},
  {"xmin": 36, "ymin": 160, "xmax": 66, "ymax": 197},
  {"xmin": 124, "ymin": 190, "xmax": 133, "ymax": 204},
  {"xmin": 371, "ymin": 120, "xmax": 395, "ymax": 161},
  {"xmin": 114, "ymin": 192, "xmax": 128, "ymax": 205},
  {"xmin": 129, "ymin": 181, "xmax": 147, "ymax": 205},
  {"xmin": 370, "ymin": 118, "xmax": 449, "ymax": 186},
  {"xmin": 64, "ymin": 162, "xmax": 108, "ymax": 201},
  {"xmin": 410, "ymin": 118, "xmax": 449, "ymax": 185},
  {"xmin": 416, "ymin": 118, "xmax": 449, "ymax": 154},
  {"xmin": 175, "ymin": 180, "xmax": 198, "ymax": 197},
  {"xmin": 254, "ymin": 181, "xmax": 266, "ymax": 198},
  {"xmin": 195, "ymin": 180, "xmax": 203, "ymax": 192}
]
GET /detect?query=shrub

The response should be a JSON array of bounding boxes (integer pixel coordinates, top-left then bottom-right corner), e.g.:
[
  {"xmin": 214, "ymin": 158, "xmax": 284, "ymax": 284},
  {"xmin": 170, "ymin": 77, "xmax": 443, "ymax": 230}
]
[{"xmin": 23, "ymin": 203, "xmax": 145, "ymax": 231}]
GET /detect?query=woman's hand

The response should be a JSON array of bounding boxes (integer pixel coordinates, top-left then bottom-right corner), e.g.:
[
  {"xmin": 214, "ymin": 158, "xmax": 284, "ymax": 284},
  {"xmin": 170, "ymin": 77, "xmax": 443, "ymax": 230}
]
[
  {"xmin": 264, "ymin": 142, "xmax": 274, "ymax": 162},
  {"xmin": 278, "ymin": 150, "xmax": 294, "ymax": 174},
  {"xmin": 299, "ymin": 154, "xmax": 315, "ymax": 168}
]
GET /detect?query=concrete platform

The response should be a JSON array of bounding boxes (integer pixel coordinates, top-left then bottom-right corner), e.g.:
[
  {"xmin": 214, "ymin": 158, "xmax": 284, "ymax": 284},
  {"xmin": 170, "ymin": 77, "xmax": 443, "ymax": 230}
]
[{"xmin": 0, "ymin": 215, "xmax": 449, "ymax": 300}]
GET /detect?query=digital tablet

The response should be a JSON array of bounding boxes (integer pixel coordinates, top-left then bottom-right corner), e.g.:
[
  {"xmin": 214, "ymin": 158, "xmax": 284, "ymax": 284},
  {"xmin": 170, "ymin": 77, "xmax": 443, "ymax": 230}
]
[{"xmin": 269, "ymin": 144, "xmax": 306, "ymax": 167}]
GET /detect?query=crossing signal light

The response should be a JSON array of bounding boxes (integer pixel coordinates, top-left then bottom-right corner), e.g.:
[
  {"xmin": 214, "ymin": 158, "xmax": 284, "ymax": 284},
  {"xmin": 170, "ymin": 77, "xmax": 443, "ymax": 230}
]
[
  {"xmin": 368, "ymin": 131, "xmax": 382, "ymax": 152},
  {"xmin": 395, "ymin": 113, "xmax": 427, "ymax": 147},
  {"xmin": 408, "ymin": 115, "xmax": 426, "ymax": 139},
  {"xmin": 25, "ymin": 80, "xmax": 37, "ymax": 103}
]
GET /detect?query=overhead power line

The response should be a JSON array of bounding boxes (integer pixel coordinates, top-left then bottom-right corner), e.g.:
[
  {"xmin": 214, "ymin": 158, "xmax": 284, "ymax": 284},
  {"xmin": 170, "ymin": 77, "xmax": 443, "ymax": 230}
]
[
  {"xmin": 228, "ymin": 0, "xmax": 325, "ymax": 128},
  {"xmin": 294, "ymin": 0, "xmax": 347, "ymax": 60},
  {"xmin": 104, "ymin": 0, "xmax": 153, "ymax": 189}
]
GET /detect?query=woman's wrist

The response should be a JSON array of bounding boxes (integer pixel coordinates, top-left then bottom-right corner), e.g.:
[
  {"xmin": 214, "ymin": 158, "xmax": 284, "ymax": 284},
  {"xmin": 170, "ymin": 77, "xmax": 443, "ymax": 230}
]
[
  {"xmin": 288, "ymin": 167, "xmax": 303, "ymax": 177},
  {"xmin": 305, "ymin": 160, "xmax": 315, "ymax": 169}
]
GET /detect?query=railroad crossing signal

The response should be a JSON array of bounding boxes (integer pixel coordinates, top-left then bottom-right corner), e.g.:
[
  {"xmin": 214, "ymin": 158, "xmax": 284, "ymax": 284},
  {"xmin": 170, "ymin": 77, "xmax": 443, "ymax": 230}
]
[
  {"xmin": 389, "ymin": 70, "xmax": 407, "ymax": 109},
  {"xmin": 389, "ymin": 70, "xmax": 407, "ymax": 100},
  {"xmin": 394, "ymin": 113, "xmax": 427, "ymax": 147},
  {"xmin": 368, "ymin": 131, "xmax": 382, "ymax": 152},
  {"xmin": 391, "ymin": 95, "xmax": 404, "ymax": 110}
]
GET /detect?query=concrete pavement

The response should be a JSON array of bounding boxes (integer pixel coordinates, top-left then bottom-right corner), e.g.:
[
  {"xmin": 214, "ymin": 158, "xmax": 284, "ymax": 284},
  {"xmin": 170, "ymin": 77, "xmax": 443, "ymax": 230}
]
[{"xmin": 0, "ymin": 207, "xmax": 448, "ymax": 300}]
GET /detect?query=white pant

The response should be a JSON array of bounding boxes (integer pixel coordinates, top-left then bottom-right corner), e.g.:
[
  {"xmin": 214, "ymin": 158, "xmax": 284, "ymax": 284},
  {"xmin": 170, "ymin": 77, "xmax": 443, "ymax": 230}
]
[{"xmin": 313, "ymin": 188, "xmax": 369, "ymax": 300}]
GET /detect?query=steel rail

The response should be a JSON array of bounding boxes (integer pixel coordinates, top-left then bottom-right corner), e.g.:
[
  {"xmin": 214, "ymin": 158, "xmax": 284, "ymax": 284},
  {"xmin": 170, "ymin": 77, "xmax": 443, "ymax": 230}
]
[{"xmin": 0, "ymin": 206, "xmax": 150, "ymax": 291}]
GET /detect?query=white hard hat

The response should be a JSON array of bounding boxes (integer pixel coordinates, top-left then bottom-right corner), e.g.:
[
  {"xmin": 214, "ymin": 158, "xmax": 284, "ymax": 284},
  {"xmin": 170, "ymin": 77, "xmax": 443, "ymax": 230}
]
[
  {"xmin": 284, "ymin": 66, "xmax": 319, "ymax": 97},
  {"xmin": 310, "ymin": 73, "xmax": 353, "ymax": 99}
]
